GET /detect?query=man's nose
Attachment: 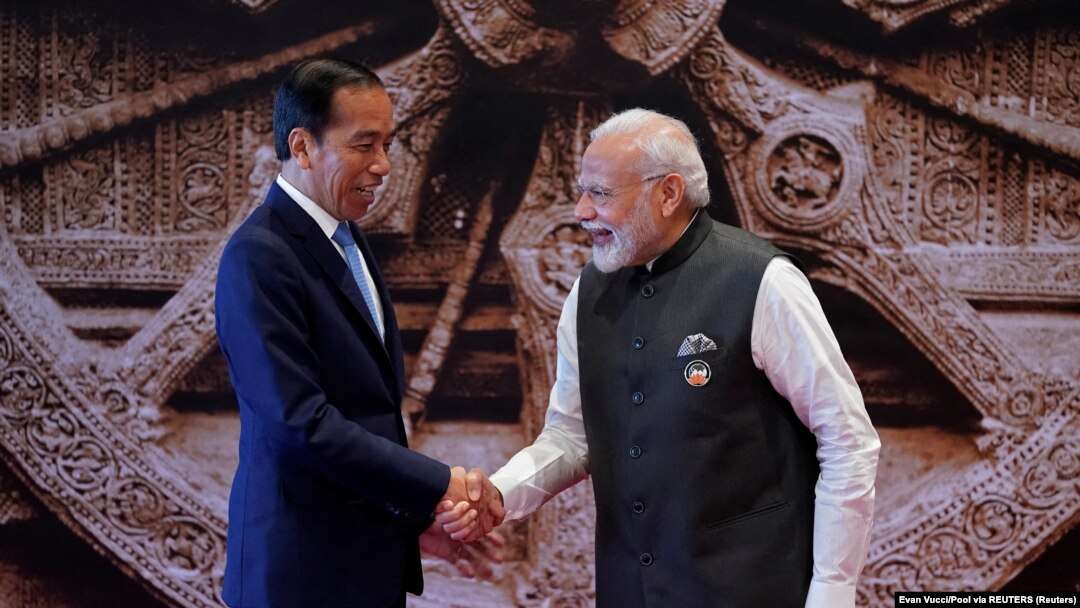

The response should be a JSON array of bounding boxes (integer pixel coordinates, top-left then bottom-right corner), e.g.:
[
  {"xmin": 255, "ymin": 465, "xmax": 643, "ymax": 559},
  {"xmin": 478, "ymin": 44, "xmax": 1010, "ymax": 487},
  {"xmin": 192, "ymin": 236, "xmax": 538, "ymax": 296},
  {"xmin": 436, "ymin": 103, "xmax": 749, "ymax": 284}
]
[
  {"xmin": 574, "ymin": 192, "xmax": 596, "ymax": 222},
  {"xmin": 370, "ymin": 149, "xmax": 390, "ymax": 176}
]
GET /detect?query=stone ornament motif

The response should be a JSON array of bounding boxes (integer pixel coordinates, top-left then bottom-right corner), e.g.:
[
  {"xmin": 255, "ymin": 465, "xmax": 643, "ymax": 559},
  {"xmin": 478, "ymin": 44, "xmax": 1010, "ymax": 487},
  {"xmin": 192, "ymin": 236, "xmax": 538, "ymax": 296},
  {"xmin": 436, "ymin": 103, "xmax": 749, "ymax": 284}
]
[
  {"xmin": 1, "ymin": 1, "xmax": 1078, "ymax": 607},
  {"xmin": 843, "ymin": 0, "xmax": 1033, "ymax": 31},
  {"xmin": 750, "ymin": 113, "xmax": 864, "ymax": 233}
]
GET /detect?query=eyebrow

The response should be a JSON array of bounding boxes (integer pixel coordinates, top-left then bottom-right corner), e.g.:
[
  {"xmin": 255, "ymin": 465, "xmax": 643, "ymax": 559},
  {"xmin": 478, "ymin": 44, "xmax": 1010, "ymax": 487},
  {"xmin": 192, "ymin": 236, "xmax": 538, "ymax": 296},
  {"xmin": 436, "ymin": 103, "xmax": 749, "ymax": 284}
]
[
  {"xmin": 577, "ymin": 179, "xmax": 607, "ymax": 190},
  {"xmin": 348, "ymin": 129, "xmax": 397, "ymax": 141}
]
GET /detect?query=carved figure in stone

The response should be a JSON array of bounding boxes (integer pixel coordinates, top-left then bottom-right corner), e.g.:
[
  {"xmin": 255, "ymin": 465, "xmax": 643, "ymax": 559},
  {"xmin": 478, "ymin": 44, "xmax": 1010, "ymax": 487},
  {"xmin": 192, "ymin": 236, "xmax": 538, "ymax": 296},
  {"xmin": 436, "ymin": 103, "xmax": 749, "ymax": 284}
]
[{"xmin": 769, "ymin": 135, "xmax": 843, "ymax": 210}]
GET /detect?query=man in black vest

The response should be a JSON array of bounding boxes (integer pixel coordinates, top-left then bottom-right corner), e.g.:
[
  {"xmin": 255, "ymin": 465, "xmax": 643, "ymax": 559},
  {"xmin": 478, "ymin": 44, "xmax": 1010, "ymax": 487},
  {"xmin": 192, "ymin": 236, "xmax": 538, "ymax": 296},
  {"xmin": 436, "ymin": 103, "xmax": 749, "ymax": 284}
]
[{"xmin": 474, "ymin": 109, "xmax": 880, "ymax": 607}]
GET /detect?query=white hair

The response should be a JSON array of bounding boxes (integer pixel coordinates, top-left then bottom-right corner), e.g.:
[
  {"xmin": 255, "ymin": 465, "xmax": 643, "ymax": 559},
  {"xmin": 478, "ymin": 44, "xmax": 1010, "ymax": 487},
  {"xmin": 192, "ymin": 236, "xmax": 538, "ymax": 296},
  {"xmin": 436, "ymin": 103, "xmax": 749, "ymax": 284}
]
[{"xmin": 589, "ymin": 108, "xmax": 710, "ymax": 209}]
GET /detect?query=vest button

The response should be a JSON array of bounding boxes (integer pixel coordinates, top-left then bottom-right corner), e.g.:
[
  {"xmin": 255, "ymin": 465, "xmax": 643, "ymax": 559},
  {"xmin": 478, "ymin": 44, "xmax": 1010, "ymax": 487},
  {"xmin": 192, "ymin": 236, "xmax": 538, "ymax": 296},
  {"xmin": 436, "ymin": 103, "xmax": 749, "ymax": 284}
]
[
  {"xmin": 632, "ymin": 501, "xmax": 644, "ymax": 513},
  {"xmin": 632, "ymin": 336, "xmax": 644, "ymax": 350},
  {"xmin": 629, "ymin": 445, "xmax": 642, "ymax": 458},
  {"xmin": 640, "ymin": 553, "xmax": 653, "ymax": 566},
  {"xmin": 631, "ymin": 391, "xmax": 644, "ymax": 405},
  {"xmin": 641, "ymin": 284, "xmax": 655, "ymax": 297}
]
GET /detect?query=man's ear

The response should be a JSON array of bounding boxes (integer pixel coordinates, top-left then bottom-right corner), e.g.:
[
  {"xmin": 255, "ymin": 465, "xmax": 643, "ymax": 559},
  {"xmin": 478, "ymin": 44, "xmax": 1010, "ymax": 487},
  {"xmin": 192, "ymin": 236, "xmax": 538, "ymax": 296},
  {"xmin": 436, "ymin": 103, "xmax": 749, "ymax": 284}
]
[
  {"xmin": 288, "ymin": 128, "xmax": 315, "ymax": 169},
  {"xmin": 658, "ymin": 174, "xmax": 686, "ymax": 218}
]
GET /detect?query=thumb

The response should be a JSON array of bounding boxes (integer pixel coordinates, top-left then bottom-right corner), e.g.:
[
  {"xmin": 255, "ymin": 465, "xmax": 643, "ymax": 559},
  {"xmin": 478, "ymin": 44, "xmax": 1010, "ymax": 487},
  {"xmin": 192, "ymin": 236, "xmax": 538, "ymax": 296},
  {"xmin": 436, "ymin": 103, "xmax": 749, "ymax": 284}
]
[{"xmin": 466, "ymin": 469, "xmax": 483, "ymax": 502}]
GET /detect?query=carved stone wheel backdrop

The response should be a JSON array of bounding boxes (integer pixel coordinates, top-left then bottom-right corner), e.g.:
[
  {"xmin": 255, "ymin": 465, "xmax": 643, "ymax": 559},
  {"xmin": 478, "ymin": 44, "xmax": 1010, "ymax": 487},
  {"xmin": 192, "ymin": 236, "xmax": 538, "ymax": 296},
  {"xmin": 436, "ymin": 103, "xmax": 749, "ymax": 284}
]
[{"xmin": 0, "ymin": 0, "xmax": 1078, "ymax": 606}]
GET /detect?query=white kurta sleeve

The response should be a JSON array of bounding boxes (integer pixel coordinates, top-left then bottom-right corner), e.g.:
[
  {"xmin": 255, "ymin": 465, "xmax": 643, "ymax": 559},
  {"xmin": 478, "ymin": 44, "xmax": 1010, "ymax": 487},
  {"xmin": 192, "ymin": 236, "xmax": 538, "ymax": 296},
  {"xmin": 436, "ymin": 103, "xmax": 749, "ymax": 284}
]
[
  {"xmin": 750, "ymin": 257, "xmax": 881, "ymax": 608},
  {"xmin": 490, "ymin": 278, "xmax": 591, "ymax": 520}
]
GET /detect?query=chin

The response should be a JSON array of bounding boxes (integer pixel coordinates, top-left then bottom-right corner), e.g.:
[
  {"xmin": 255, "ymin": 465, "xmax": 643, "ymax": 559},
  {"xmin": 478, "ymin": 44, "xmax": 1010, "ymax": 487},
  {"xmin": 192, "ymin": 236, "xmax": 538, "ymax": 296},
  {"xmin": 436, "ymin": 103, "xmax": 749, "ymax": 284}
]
[
  {"xmin": 346, "ymin": 203, "xmax": 373, "ymax": 219},
  {"xmin": 591, "ymin": 247, "xmax": 630, "ymax": 273}
]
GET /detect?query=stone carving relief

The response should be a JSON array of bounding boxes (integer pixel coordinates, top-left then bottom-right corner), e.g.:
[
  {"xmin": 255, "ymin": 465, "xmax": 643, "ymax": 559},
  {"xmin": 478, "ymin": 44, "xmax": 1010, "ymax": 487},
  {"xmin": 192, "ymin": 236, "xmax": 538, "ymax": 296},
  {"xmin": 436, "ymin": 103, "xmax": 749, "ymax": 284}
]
[
  {"xmin": 434, "ymin": 0, "xmax": 566, "ymax": 69},
  {"xmin": 841, "ymin": 0, "xmax": 1032, "ymax": 31},
  {"xmin": 0, "ymin": 1, "xmax": 1078, "ymax": 607},
  {"xmin": 371, "ymin": 26, "xmax": 468, "ymax": 235},
  {"xmin": 601, "ymin": 0, "xmax": 725, "ymax": 75},
  {"xmin": 1034, "ymin": 164, "xmax": 1080, "ymax": 244},
  {"xmin": 750, "ymin": 114, "xmax": 862, "ymax": 233}
]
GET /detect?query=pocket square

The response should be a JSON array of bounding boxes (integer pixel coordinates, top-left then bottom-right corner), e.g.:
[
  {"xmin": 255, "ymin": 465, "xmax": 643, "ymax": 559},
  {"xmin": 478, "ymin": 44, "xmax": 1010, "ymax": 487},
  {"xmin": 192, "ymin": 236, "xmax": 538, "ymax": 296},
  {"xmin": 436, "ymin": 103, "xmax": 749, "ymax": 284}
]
[{"xmin": 676, "ymin": 333, "xmax": 718, "ymax": 357}]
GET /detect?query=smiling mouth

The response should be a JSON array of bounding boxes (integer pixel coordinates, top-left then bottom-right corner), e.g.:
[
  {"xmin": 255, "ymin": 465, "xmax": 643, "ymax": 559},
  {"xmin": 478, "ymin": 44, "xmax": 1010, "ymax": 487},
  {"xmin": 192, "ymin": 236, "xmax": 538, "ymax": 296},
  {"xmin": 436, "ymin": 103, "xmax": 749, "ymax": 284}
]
[
  {"xmin": 582, "ymin": 223, "xmax": 613, "ymax": 241},
  {"xmin": 356, "ymin": 185, "xmax": 377, "ymax": 196}
]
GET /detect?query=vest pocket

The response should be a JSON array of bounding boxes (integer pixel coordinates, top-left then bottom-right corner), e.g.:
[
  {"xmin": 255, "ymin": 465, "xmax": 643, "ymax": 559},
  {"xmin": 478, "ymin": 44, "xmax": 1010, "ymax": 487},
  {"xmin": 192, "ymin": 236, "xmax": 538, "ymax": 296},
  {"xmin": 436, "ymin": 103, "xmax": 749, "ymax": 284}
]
[
  {"xmin": 705, "ymin": 499, "xmax": 790, "ymax": 530},
  {"xmin": 667, "ymin": 346, "xmax": 729, "ymax": 370}
]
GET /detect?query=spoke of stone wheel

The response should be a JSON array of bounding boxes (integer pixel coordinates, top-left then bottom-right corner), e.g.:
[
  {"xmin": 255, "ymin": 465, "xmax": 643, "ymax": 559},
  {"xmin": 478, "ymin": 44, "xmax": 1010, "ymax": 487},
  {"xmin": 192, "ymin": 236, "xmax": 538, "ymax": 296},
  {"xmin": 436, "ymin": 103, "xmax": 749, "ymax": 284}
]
[{"xmin": 401, "ymin": 183, "xmax": 497, "ymax": 436}]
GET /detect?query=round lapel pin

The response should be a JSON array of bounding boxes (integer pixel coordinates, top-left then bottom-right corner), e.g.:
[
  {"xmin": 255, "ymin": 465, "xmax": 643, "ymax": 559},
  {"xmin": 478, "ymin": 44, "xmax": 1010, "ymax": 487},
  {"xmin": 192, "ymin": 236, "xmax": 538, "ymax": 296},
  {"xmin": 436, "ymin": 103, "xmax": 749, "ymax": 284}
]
[{"xmin": 684, "ymin": 360, "xmax": 711, "ymax": 387}]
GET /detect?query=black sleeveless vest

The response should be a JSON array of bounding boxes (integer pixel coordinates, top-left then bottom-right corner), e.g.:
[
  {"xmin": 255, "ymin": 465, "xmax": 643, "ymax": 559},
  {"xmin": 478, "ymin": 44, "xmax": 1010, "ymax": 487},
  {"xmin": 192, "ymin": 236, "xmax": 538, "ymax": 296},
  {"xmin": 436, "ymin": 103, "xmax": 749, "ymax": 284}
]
[{"xmin": 577, "ymin": 211, "xmax": 819, "ymax": 608}]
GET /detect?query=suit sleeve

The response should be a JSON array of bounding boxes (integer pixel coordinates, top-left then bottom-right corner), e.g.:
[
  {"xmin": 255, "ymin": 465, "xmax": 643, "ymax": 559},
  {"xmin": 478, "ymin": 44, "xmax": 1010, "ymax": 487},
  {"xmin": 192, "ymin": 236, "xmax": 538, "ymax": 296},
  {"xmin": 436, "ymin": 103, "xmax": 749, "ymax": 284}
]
[{"xmin": 215, "ymin": 230, "xmax": 449, "ymax": 521}]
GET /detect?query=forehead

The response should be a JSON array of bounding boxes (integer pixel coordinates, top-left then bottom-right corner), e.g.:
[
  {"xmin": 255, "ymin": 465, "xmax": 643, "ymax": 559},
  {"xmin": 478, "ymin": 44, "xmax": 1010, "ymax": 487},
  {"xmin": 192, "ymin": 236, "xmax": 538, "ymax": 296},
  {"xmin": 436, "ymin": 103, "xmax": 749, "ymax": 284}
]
[
  {"xmin": 325, "ymin": 86, "xmax": 394, "ymax": 135},
  {"xmin": 580, "ymin": 135, "xmax": 641, "ymax": 182}
]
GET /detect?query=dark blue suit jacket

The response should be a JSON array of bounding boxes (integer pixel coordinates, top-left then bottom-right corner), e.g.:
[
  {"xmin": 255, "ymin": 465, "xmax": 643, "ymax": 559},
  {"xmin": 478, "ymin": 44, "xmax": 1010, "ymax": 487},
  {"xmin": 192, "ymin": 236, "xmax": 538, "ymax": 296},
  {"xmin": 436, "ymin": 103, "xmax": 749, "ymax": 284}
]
[{"xmin": 215, "ymin": 183, "xmax": 450, "ymax": 607}]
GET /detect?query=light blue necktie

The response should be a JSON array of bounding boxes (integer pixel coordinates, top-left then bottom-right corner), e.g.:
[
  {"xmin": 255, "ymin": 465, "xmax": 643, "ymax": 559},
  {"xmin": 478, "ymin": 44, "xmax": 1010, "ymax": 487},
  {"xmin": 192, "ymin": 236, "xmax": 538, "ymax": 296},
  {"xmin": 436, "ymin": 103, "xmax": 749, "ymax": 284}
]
[{"xmin": 331, "ymin": 222, "xmax": 384, "ymax": 341}]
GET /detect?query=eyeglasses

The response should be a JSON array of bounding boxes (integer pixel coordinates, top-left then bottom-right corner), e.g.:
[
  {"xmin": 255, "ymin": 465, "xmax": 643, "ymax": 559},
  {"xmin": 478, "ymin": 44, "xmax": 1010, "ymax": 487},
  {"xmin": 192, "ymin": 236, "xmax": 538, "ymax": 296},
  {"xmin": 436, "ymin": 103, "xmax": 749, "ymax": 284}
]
[{"xmin": 575, "ymin": 174, "xmax": 666, "ymax": 206}]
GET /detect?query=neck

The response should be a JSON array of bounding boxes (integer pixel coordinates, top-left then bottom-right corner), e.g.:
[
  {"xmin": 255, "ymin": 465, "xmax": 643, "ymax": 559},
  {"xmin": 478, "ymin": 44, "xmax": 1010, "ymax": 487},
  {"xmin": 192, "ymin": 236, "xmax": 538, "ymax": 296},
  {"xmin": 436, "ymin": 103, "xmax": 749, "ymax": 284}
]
[{"xmin": 280, "ymin": 162, "xmax": 307, "ymax": 195}]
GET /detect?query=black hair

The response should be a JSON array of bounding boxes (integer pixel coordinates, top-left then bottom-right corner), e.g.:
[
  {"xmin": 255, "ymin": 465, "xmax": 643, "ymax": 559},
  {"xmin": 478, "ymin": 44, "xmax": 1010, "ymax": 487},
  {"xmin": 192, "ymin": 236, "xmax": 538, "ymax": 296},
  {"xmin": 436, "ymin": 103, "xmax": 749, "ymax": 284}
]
[{"xmin": 272, "ymin": 58, "xmax": 384, "ymax": 161}]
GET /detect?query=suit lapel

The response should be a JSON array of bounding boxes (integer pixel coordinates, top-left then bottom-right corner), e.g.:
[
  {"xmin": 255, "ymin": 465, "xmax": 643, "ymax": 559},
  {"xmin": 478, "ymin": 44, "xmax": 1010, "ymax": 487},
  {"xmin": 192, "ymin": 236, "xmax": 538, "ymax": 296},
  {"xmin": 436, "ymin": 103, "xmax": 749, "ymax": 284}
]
[{"xmin": 263, "ymin": 184, "xmax": 391, "ymax": 362}]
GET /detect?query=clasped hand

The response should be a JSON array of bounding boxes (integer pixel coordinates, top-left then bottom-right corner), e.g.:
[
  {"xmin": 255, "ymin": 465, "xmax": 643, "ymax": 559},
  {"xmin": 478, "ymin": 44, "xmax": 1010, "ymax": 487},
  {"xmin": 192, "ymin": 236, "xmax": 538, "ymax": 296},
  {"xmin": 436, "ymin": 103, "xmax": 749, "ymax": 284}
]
[{"xmin": 419, "ymin": 466, "xmax": 506, "ymax": 578}]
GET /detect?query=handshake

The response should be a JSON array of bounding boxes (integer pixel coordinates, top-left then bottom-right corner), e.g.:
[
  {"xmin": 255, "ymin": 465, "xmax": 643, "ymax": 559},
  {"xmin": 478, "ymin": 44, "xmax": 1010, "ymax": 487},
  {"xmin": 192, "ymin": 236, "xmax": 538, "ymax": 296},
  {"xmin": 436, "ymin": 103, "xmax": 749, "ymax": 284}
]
[{"xmin": 419, "ymin": 466, "xmax": 507, "ymax": 578}]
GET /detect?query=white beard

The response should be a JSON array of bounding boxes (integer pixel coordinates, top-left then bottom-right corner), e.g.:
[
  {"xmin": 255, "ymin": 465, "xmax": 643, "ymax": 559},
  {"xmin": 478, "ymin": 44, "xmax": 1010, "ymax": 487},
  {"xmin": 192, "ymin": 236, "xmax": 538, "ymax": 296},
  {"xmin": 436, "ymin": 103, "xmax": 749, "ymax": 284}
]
[
  {"xmin": 586, "ymin": 192, "xmax": 663, "ymax": 273},
  {"xmin": 589, "ymin": 229, "xmax": 636, "ymax": 273}
]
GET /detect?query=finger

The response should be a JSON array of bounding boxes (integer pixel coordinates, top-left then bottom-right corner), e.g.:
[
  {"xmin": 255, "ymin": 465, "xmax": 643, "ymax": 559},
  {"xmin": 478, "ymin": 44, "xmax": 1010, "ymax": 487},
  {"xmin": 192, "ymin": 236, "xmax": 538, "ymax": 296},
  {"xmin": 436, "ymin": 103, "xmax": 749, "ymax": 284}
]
[
  {"xmin": 448, "ymin": 516, "xmax": 479, "ymax": 541},
  {"xmin": 432, "ymin": 511, "xmax": 457, "ymax": 524},
  {"xmin": 433, "ymin": 501, "xmax": 471, "ymax": 525},
  {"xmin": 444, "ymin": 509, "xmax": 479, "ymax": 537},
  {"xmin": 433, "ymin": 511, "xmax": 457, "ymax": 525},
  {"xmin": 479, "ymin": 482, "xmax": 500, "ymax": 532},
  {"xmin": 482, "ymin": 479, "xmax": 506, "ymax": 527},
  {"xmin": 441, "ymin": 509, "xmax": 478, "ymax": 535},
  {"xmin": 441, "ymin": 517, "xmax": 474, "ymax": 535},
  {"xmin": 458, "ymin": 527, "xmax": 486, "ymax": 543},
  {"xmin": 433, "ymin": 500, "xmax": 455, "ymax": 514},
  {"xmin": 489, "ymin": 497, "xmax": 506, "ymax": 527},
  {"xmin": 466, "ymin": 468, "xmax": 483, "ymax": 502},
  {"xmin": 476, "ymin": 512, "xmax": 493, "ymax": 535}
]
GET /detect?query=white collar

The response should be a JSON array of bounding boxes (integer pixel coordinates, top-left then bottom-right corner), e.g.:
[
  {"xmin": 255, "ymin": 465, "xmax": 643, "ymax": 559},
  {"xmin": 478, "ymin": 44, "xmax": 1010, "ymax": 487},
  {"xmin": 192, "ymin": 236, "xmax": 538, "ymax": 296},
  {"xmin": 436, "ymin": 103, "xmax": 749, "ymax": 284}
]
[{"xmin": 276, "ymin": 174, "xmax": 341, "ymax": 240}]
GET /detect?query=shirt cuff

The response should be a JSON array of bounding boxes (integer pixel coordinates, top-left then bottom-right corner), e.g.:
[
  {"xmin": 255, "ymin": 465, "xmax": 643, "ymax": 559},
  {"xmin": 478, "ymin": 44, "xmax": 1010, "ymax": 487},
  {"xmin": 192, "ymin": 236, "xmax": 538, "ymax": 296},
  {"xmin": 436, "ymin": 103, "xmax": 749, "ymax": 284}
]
[
  {"xmin": 488, "ymin": 474, "xmax": 526, "ymax": 521},
  {"xmin": 804, "ymin": 580, "xmax": 856, "ymax": 608}
]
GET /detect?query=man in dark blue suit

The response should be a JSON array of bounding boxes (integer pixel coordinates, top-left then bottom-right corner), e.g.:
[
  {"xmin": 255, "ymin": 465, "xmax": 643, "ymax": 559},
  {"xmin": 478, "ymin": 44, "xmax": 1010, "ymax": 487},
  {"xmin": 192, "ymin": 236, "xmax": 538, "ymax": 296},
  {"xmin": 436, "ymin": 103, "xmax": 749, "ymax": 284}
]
[{"xmin": 215, "ymin": 58, "xmax": 502, "ymax": 608}]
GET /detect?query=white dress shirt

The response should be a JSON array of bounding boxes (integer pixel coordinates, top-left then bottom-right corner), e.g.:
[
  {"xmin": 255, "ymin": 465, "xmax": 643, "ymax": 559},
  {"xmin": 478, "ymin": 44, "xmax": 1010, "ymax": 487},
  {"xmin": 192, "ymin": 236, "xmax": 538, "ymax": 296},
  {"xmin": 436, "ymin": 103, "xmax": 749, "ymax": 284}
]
[
  {"xmin": 275, "ymin": 174, "xmax": 385, "ymax": 339},
  {"xmin": 490, "ymin": 255, "xmax": 880, "ymax": 608}
]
